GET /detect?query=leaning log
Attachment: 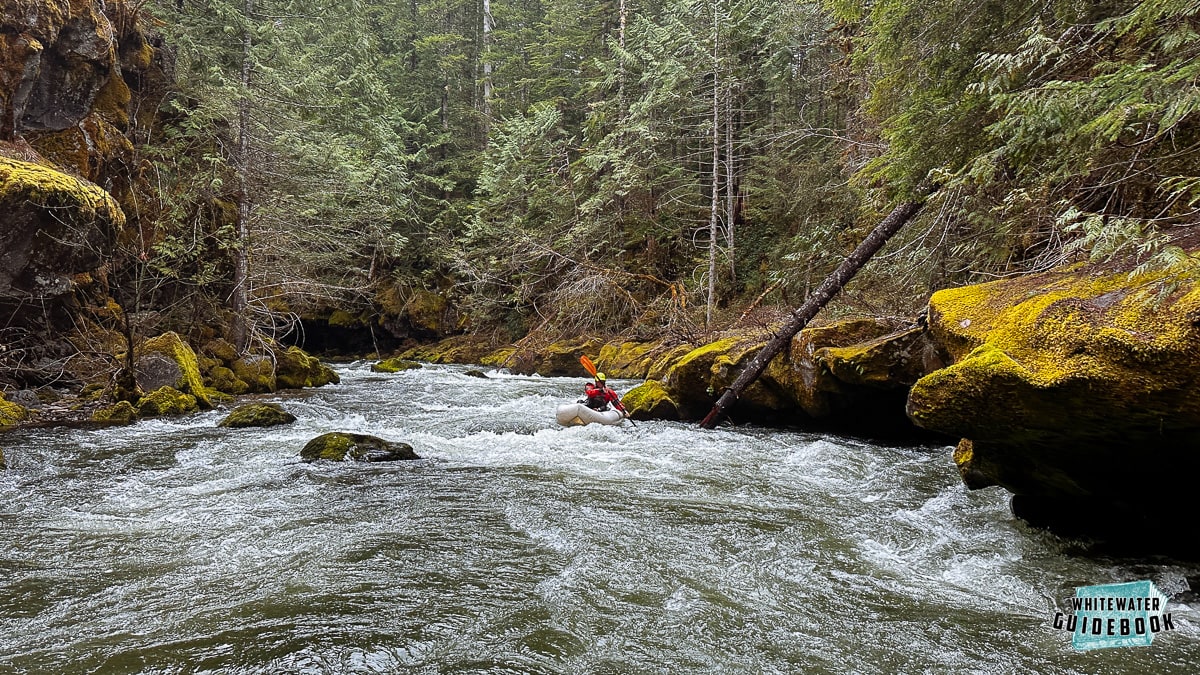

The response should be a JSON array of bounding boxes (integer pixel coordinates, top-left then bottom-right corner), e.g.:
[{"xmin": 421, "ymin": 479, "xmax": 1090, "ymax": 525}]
[{"xmin": 699, "ymin": 199, "xmax": 927, "ymax": 429}]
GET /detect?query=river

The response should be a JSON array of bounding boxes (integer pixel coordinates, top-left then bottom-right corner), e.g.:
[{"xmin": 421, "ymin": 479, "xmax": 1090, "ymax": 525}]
[{"xmin": 1, "ymin": 363, "xmax": 1197, "ymax": 673}]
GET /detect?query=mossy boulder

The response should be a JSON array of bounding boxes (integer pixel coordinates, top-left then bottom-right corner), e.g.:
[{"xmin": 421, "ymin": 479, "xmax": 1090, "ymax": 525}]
[
  {"xmin": 908, "ymin": 266, "xmax": 1200, "ymax": 509},
  {"xmin": 372, "ymin": 358, "xmax": 422, "ymax": 373},
  {"xmin": 218, "ymin": 402, "xmax": 296, "ymax": 428},
  {"xmin": 480, "ymin": 346, "xmax": 517, "ymax": 368},
  {"xmin": 231, "ymin": 355, "xmax": 277, "ymax": 393},
  {"xmin": 91, "ymin": 400, "xmax": 138, "ymax": 425},
  {"xmin": 138, "ymin": 332, "xmax": 213, "ymax": 408},
  {"xmin": 207, "ymin": 366, "xmax": 249, "ymax": 396},
  {"xmin": 135, "ymin": 386, "xmax": 198, "ymax": 416},
  {"xmin": 622, "ymin": 380, "xmax": 680, "ymax": 421},
  {"xmin": 659, "ymin": 336, "xmax": 783, "ymax": 418},
  {"xmin": 275, "ymin": 346, "xmax": 339, "ymax": 389},
  {"xmin": 300, "ymin": 433, "xmax": 420, "ymax": 462},
  {"xmin": 464, "ymin": 369, "xmax": 488, "ymax": 378},
  {"xmin": 0, "ymin": 393, "xmax": 29, "ymax": 428},
  {"xmin": 200, "ymin": 338, "xmax": 239, "ymax": 366},
  {"xmin": 0, "ymin": 157, "xmax": 124, "ymax": 303},
  {"xmin": 597, "ymin": 340, "xmax": 695, "ymax": 380},
  {"xmin": 400, "ymin": 335, "xmax": 495, "ymax": 364}
]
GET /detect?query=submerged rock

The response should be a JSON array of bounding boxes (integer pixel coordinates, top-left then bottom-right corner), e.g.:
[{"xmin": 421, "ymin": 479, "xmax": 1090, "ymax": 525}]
[
  {"xmin": 218, "ymin": 402, "xmax": 296, "ymax": 429},
  {"xmin": 463, "ymin": 369, "xmax": 487, "ymax": 378},
  {"xmin": 300, "ymin": 433, "xmax": 419, "ymax": 462}
]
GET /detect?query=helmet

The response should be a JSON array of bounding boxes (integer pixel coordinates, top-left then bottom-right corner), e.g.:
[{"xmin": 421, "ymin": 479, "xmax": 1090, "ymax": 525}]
[{"xmin": 596, "ymin": 372, "xmax": 607, "ymax": 382}]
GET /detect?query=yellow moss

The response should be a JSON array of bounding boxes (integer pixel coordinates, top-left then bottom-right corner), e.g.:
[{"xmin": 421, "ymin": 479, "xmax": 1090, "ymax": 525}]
[
  {"xmin": 139, "ymin": 332, "xmax": 212, "ymax": 408},
  {"xmin": 0, "ymin": 156, "xmax": 124, "ymax": 226},
  {"xmin": 953, "ymin": 439, "xmax": 974, "ymax": 467},
  {"xmin": 92, "ymin": 400, "xmax": 138, "ymax": 425},
  {"xmin": 928, "ymin": 267, "xmax": 1197, "ymax": 389},
  {"xmin": 372, "ymin": 358, "xmax": 421, "ymax": 373},
  {"xmin": 406, "ymin": 290, "xmax": 448, "ymax": 332},
  {"xmin": 480, "ymin": 346, "xmax": 517, "ymax": 367},
  {"xmin": 93, "ymin": 74, "xmax": 131, "ymax": 129},
  {"xmin": 328, "ymin": 310, "xmax": 365, "ymax": 328},
  {"xmin": 131, "ymin": 42, "xmax": 154, "ymax": 71},
  {"xmin": 621, "ymin": 379, "xmax": 680, "ymax": 421},
  {"xmin": 0, "ymin": 394, "xmax": 29, "ymax": 427},
  {"xmin": 136, "ymin": 386, "xmax": 198, "ymax": 416}
]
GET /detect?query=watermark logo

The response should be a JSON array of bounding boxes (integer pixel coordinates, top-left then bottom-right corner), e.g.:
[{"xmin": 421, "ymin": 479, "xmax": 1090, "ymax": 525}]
[{"xmin": 1052, "ymin": 580, "xmax": 1174, "ymax": 650}]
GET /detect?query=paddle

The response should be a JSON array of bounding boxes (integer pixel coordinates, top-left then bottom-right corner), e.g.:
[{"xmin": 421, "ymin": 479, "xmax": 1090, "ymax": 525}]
[{"xmin": 579, "ymin": 355, "xmax": 636, "ymax": 427}]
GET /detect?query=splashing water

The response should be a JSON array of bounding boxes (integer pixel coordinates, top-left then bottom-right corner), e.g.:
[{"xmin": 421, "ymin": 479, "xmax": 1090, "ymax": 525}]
[{"xmin": 1, "ymin": 363, "xmax": 1197, "ymax": 673}]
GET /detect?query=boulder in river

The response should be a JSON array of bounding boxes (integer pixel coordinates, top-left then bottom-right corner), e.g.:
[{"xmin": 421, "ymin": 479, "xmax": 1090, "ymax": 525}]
[
  {"xmin": 218, "ymin": 403, "xmax": 296, "ymax": 429},
  {"xmin": 907, "ymin": 265, "xmax": 1200, "ymax": 548},
  {"xmin": 0, "ymin": 393, "xmax": 29, "ymax": 429},
  {"xmin": 276, "ymin": 346, "xmax": 340, "ymax": 389},
  {"xmin": 91, "ymin": 400, "xmax": 138, "ymax": 425},
  {"xmin": 372, "ymin": 357, "xmax": 422, "ymax": 373},
  {"xmin": 136, "ymin": 332, "xmax": 213, "ymax": 408},
  {"xmin": 622, "ymin": 379, "xmax": 680, "ymax": 421},
  {"xmin": 301, "ymin": 433, "xmax": 420, "ymax": 462},
  {"xmin": 135, "ymin": 386, "xmax": 198, "ymax": 416}
]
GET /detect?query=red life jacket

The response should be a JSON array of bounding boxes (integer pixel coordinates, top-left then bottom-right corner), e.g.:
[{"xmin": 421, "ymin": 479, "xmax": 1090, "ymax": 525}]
[{"xmin": 584, "ymin": 383, "xmax": 623, "ymax": 411}]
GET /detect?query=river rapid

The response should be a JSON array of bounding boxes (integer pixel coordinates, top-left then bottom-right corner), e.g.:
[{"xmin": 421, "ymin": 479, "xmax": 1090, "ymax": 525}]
[{"xmin": 1, "ymin": 363, "xmax": 1198, "ymax": 674}]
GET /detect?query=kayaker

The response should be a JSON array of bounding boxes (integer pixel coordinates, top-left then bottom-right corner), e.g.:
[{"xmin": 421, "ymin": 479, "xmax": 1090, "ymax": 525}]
[{"xmin": 582, "ymin": 372, "xmax": 626, "ymax": 414}]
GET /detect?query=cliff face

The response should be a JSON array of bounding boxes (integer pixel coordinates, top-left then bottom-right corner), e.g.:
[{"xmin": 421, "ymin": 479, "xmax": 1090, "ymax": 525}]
[{"xmin": 0, "ymin": 0, "xmax": 169, "ymax": 384}]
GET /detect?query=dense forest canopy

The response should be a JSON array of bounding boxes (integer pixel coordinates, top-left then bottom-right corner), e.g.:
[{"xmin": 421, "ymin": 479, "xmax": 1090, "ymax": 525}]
[{"xmin": 139, "ymin": 0, "xmax": 1200, "ymax": 345}]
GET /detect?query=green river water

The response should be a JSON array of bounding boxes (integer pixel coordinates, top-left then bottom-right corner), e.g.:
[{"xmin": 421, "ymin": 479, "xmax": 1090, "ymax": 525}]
[{"xmin": 1, "ymin": 363, "xmax": 1197, "ymax": 673}]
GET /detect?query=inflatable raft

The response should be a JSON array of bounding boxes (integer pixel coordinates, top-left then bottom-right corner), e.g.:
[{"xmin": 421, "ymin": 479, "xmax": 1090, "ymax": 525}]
[{"xmin": 555, "ymin": 402, "xmax": 626, "ymax": 427}]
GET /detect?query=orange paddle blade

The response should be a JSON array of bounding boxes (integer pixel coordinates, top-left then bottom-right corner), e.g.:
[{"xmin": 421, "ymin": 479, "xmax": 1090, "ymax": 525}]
[{"xmin": 580, "ymin": 355, "xmax": 598, "ymax": 377}]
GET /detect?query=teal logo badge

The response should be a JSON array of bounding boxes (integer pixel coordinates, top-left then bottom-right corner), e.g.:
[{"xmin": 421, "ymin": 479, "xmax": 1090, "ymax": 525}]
[{"xmin": 1052, "ymin": 580, "xmax": 1174, "ymax": 650}]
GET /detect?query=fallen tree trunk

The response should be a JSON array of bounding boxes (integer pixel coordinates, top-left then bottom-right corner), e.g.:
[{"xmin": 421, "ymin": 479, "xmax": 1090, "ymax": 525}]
[{"xmin": 699, "ymin": 199, "xmax": 927, "ymax": 429}]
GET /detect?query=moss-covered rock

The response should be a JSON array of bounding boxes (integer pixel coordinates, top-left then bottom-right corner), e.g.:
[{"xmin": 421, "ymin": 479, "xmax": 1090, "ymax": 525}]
[
  {"xmin": 91, "ymin": 400, "xmax": 138, "ymax": 425},
  {"xmin": 597, "ymin": 340, "xmax": 695, "ymax": 380},
  {"xmin": 136, "ymin": 386, "xmax": 198, "ymax": 416},
  {"xmin": 207, "ymin": 366, "xmax": 249, "ymax": 395},
  {"xmin": 231, "ymin": 355, "xmax": 277, "ymax": 393},
  {"xmin": 406, "ymin": 290, "xmax": 450, "ymax": 333},
  {"xmin": 536, "ymin": 338, "xmax": 605, "ymax": 376},
  {"xmin": 908, "ymin": 266, "xmax": 1200, "ymax": 506},
  {"xmin": 0, "ymin": 393, "xmax": 30, "ymax": 428},
  {"xmin": 480, "ymin": 346, "xmax": 517, "ymax": 368},
  {"xmin": 622, "ymin": 380, "xmax": 680, "ymax": 421},
  {"xmin": 276, "ymin": 346, "xmax": 339, "ymax": 389},
  {"xmin": 300, "ymin": 433, "xmax": 420, "ymax": 462},
  {"xmin": 372, "ymin": 358, "xmax": 422, "ymax": 373},
  {"xmin": 0, "ymin": 157, "xmax": 124, "ymax": 302},
  {"xmin": 138, "ymin": 332, "xmax": 213, "ymax": 408},
  {"xmin": 400, "ymin": 335, "xmax": 496, "ymax": 364},
  {"xmin": 218, "ymin": 402, "xmax": 296, "ymax": 428},
  {"xmin": 201, "ymin": 338, "xmax": 239, "ymax": 366},
  {"xmin": 464, "ymin": 369, "xmax": 487, "ymax": 378}
]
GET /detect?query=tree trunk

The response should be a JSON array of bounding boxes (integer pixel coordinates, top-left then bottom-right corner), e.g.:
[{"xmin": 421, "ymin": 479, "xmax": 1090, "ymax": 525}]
[
  {"xmin": 231, "ymin": 0, "xmax": 254, "ymax": 353},
  {"xmin": 698, "ymin": 198, "xmax": 927, "ymax": 429},
  {"xmin": 482, "ymin": 0, "xmax": 493, "ymax": 127},
  {"xmin": 706, "ymin": 0, "xmax": 720, "ymax": 329}
]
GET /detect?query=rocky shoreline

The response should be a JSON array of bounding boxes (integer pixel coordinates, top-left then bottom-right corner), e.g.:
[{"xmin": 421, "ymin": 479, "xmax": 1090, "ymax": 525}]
[{"xmin": 363, "ymin": 262, "xmax": 1200, "ymax": 554}]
